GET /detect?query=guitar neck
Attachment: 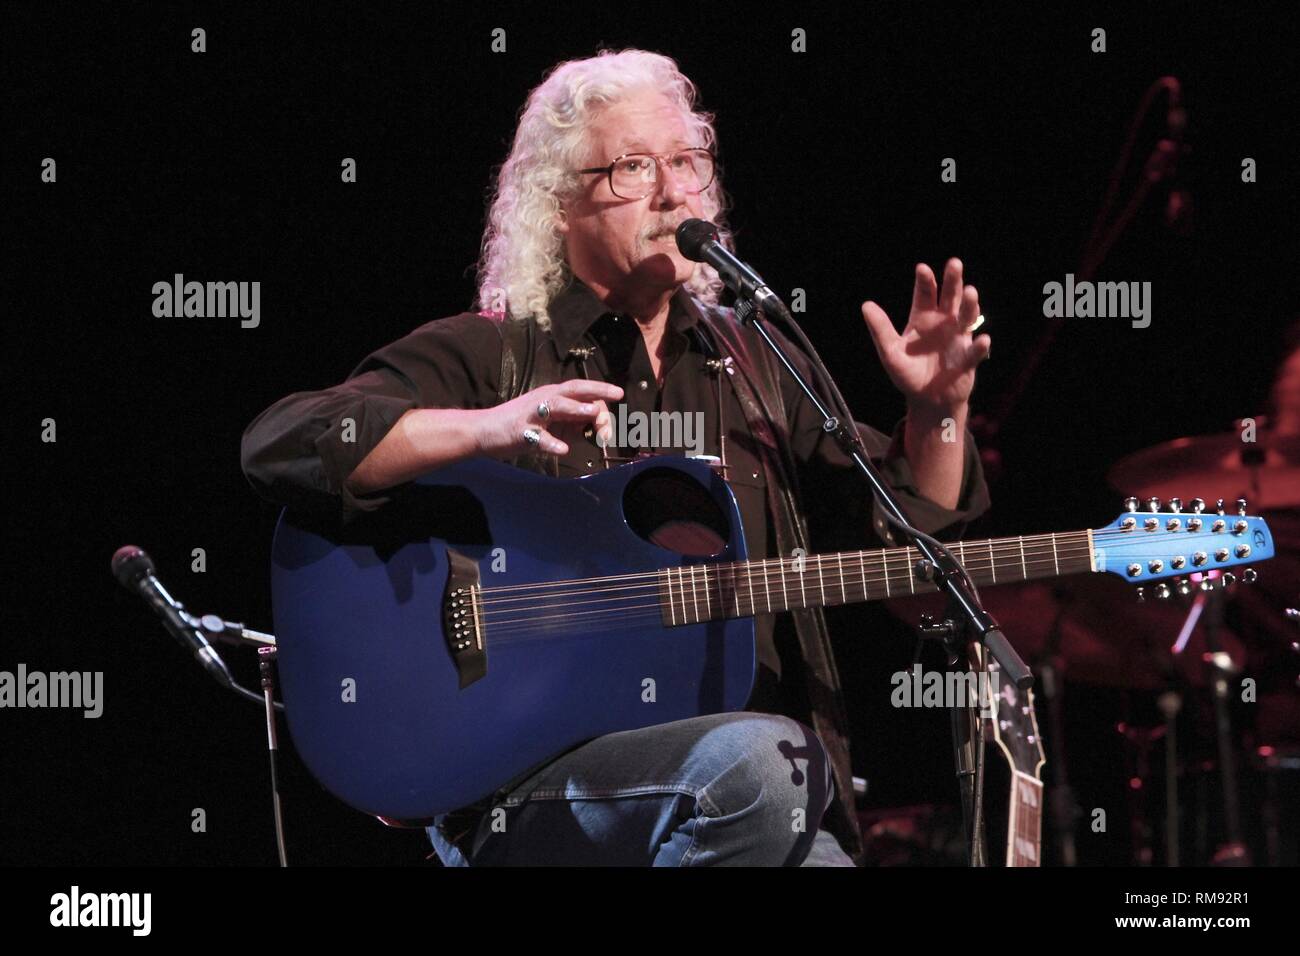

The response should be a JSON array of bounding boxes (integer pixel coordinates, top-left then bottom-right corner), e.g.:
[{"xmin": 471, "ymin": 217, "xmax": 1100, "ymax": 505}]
[{"xmin": 660, "ymin": 530, "xmax": 1094, "ymax": 625}]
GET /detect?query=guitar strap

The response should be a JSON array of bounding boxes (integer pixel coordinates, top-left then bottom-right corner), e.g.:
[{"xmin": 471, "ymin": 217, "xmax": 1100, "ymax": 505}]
[
  {"xmin": 495, "ymin": 312, "xmax": 534, "ymax": 404},
  {"xmin": 492, "ymin": 314, "xmax": 563, "ymax": 476}
]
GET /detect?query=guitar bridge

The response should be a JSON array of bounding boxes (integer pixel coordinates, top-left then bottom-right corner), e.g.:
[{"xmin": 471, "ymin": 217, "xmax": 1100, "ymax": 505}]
[{"xmin": 443, "ymin": 548, "xmax": 486, "ymax": 688}]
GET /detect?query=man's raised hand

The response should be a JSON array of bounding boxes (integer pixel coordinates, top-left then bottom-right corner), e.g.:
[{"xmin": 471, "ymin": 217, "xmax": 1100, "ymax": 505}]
[{"xmin": 860, "ymin": 258, "xmax": 992, "ymax": 415}]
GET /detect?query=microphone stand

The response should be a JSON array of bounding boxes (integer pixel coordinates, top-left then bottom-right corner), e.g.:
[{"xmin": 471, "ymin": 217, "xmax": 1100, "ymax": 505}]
[
  {"xmin": 258, "ymin": 645, "xmax": 289, "ymax": 867},
  {"xmin": 201, "ymin": 615, "xmax": 289, "ymax": 865},
  {"xmin": 733, "ymin": 291, "xmax": 1032, "ymax": 867},
  {"xmin": 114, "ymin": 546, "xmax": 290, "ymax": 863}
]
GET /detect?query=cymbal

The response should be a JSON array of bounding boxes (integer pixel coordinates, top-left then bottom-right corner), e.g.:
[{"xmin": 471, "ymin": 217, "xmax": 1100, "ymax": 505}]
[
  {"xmin": 1108, "ymin": 430, "xmax": 1300, "ymax": 510},
  {"xmin": 884, "ymin": 573, "xmax": 1246, "ymax": 690}
]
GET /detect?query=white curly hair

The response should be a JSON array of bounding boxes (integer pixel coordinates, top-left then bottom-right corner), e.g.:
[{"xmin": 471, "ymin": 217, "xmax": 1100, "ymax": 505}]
[{"xmin": 474, "ymin": 48, "xmax": 733, "ymax": 329}]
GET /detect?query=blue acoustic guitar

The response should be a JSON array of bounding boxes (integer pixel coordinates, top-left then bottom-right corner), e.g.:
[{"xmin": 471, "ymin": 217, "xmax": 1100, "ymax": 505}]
[{"xmin": 269, "ymin": 454, "xmax": 1274, "ymax": 822}]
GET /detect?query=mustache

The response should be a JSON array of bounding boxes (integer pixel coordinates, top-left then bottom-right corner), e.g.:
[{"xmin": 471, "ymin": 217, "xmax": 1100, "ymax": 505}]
[{"xmin": 644, "ymin": 221, "xmax": 687, "ymax": 240}]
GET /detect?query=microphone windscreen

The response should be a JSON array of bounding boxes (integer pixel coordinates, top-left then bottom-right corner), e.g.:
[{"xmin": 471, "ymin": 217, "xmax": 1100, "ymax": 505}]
[
  {"xmin": 111, "ymin": 545, "xmax": 154, "ymax": 588},
  {"xmin": 675, "ymin": 219, "xmax": 718, "ymax": 262}
]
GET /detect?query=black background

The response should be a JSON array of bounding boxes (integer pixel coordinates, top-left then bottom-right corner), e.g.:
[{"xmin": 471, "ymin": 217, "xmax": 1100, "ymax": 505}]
[{"xmin": 5, "ymin": 2, "xmax": 1297, "ymax": 866}]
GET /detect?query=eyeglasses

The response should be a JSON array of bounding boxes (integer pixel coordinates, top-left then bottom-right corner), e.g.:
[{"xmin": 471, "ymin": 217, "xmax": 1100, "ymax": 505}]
[{"xmin": 577, "ymin": 148, "xmax": 716, "ymax": 200}]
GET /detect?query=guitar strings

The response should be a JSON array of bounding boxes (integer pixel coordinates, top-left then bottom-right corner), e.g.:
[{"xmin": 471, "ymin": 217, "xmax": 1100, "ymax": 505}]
[
  {"xmin": 474, "ymin": 535, "xmax": 1091, "ymax": 602},
  {"xmin": 476, "ymin": 537, "xmax": 1095, "ymax": 600},
  {"xmin": 470, "ymin": 541, "xmax": 1097, "ymax": 624},
  {"xmin": 479, "ymin": 549, "xmax": 1096, "ymax": 640},
  {"xmin": 477, "ymin": 540, "xmax": 1099, "ymax": 610},
  {"xmin": 477, "ymin": 550, "xmax": 1229, "ymax": 626},
  {"xmin": 474, "ymin": 530, "xmax": 1239, "ymax": 612},
  {"xmin": 472, "ymin": 524, "xmax": 1241, "ymax": 603},
  {"xmin": 476, "ymin": 546, "xmax": 1203, "ymax": 641},
  {"xmin": 453, "ymin": 523, "xmax": 1254, "ymax": 641}
]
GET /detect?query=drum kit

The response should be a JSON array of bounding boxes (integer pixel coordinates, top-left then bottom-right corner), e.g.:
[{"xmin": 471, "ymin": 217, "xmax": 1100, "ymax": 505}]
[{"xmin": 884, "ymin": 422, "xmax": 1299, "ymax": 866}]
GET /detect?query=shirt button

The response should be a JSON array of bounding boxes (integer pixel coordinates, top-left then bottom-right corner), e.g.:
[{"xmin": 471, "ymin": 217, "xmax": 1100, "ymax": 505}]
[
  {"xmin": 752, "ymin": 471, "xmax": 759, "ymax": 479},
  {"xmin": 638, "ymin": 380, "xmax": 649, "ymax": 390}
]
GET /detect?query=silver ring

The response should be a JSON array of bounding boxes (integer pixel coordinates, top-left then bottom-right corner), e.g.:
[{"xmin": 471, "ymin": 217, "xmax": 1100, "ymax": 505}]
[
  {"xmin": 536, "ymin": 401, "xmax": 551, "ymax": 421},
  {"xmin": 522, "ymin": 428, "xmax": 541, "ymax": 447}
]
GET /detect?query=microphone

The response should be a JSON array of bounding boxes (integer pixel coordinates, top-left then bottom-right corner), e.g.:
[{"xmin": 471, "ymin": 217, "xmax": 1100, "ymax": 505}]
[
  {"xmin": 111, "ymin": 545, "xmax": 235, "ymax": 688},
  {"xmin": 675, "ymin": 219, "xmax": 789, "ymax": 320}
]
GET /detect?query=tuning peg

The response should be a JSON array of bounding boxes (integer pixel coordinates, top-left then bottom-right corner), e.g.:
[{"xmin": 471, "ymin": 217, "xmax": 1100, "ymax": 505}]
[
  {"xmin": 1125, "ymin": 496, "xmax": 1140, "ymax": 513},
  {"xmin": 1236, "ymin": 498, "xmax": 1248, "ymax": 516},
  {"xmin": 1135, "ymin": 586, "xmax": 1146, "ymax": 603},
  {"xmin": 1155, "ymin": 583, "xmax": 1172, "ymax": 600},
  {"xmin": 1216, "ymin": 499, "xmax": 1226, "ymax": 516},
  {"xmin": 1243, "ymin": 567, "xmax": 1258, "ymax": 583},
  {"xmin": 1147, "ymin": 497, "xmax": 1162, "ymax": 513},
  {"xmin": 1176, "ymin": 577, "xmax": 1193, "ymax": 597},
  {"xmin": 1169, "ymin": 497, "xmax": 1182, "ymax": 513},
  {"xmin": 1222, "ymin": 572, "xmax": 1237, "ymax": 587},
  {"xmin": 1200, "ymin": 578, "xmax": 1216, "ymax": 592},
  {"xmin": 1190, "ymin": 497, "xmax": 1205, "ymax": 514}
]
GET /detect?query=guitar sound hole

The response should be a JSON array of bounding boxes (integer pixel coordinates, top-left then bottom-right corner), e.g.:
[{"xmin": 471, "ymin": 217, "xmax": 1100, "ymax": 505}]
[{"xmin": 623, "ymin": 467, "xmax": 729, "ymax": 556}]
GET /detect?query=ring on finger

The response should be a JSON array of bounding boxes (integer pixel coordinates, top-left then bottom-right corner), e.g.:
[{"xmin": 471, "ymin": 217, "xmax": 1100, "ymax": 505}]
[
  {"xmin": 536, "ymin": 400, "xmax": 551, "ymax": 421},
  {"xmin": 966, "ymin": 313, "xmax": 985, "ymax": 333},
  {"xmin": 522, "ymin": 428, "xmax": 541, "ymax": 447}
]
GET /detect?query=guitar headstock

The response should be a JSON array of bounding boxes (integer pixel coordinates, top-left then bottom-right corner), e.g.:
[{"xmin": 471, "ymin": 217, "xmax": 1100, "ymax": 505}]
[
  {"xmin": 984, "ymin": 656, "xmax": 1046, "ymax": 780},
  {"xmin": 1092, "ymin": 497, "xmax": 1274, "ymax": 600},
  {"xmin": 982, "ymin": 654, "xmax": 1047, "ymax": 867}
]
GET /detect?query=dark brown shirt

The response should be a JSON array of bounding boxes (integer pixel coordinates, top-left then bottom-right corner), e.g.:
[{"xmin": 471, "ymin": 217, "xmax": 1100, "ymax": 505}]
[{"xmin": 241, "ymin": 275, "xmax": 990, "ymax": 718}]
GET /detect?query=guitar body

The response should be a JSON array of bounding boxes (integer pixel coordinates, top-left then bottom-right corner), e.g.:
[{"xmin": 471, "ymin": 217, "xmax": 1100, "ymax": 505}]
[{"xmin": 270, "ymin": 455, "xmax": 755, "ymax": 820}]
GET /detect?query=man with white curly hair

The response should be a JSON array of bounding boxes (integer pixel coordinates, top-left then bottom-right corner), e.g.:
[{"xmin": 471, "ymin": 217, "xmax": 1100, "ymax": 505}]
[{"xmin": 242, "ymin": 48, "xmax": 991, "ymax": 866}]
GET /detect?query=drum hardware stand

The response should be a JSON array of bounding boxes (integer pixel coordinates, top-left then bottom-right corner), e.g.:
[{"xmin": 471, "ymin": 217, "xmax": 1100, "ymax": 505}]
[
  {"xmin": 1165, "ymin": 564, "xmax": 1250, "ymax": 865},
  {"xmin": 1196, "ymin": 574, "xmax": 1251, "ymax": 865},
  {"xmin": 1134, "ymin": 620, "xmax": 1188, "ymax": 866},
  {"xmin": 1036, "ymin": 593, "xmax": 1079, "ymax": 866},
  {"xmin": 1259, "ymin": 609, "xmax": 1300, "ymax": 864},
  {"xmin": 1117, "ymin": 719, "xmax": 1165, "ymax": 865},
  {"xmin": 1156, "ymin": 688, "xmax": 1182, "ymax": 866}
]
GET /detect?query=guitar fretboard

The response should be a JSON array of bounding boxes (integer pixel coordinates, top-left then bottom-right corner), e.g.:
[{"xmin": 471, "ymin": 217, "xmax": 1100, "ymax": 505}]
[{"xmin": 657, "ymin": 531, "xmax": 1094, "ymax": 626}]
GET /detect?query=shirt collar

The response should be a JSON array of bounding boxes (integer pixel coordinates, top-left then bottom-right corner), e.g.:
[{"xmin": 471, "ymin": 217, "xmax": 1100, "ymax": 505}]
[{"xmin": 547, "ymin": 273, "xmax": 702, "ymax": 360}]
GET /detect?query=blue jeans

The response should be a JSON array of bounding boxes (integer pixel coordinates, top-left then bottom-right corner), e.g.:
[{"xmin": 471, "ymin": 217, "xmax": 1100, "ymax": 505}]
[{"xmin": 426, "ymin": 712, "xmax": 856, "ymax": 866}]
